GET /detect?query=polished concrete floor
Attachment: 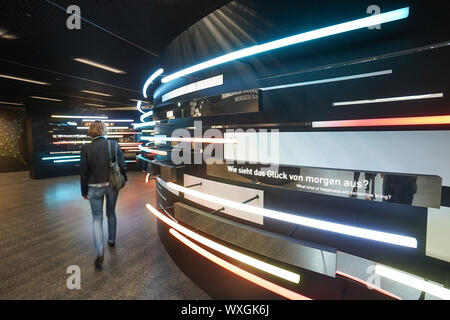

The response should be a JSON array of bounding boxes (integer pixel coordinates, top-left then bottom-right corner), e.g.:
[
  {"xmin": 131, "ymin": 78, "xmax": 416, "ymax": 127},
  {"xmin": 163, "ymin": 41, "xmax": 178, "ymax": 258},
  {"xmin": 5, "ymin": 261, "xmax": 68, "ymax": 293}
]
[{"xmin": 0, "ymin": 171, "xmax": 209, "ymax": 300}]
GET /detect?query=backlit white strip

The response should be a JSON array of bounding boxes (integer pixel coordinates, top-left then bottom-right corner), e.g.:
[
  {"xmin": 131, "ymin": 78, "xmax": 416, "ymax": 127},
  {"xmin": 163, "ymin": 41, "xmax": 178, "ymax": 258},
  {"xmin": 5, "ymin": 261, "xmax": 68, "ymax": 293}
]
[
  {"xmin": 141, "ymin": 136, "xmax": 237, "ymax": 144},
  {"xmin": 140, "ymin": 110, "xmax": 153, "ymax": 122},
  {"xmin": 51, "ymin": 115, "xmax": 108, "ymax": 119},
  {"xmin": 82, "ymin": 119, "xmax": 134, "ymax": 122},
  {"xmin": 162, "ymin": 180, "xmax": 417, "ymax": 248},
  {"xmin": 133, "ymin": 121, "xmax": 156, "ymax": 128},
  {"xmin": 162, "ymin": 75, "xmax": 224, "ymax": 102},
  {"xmin": 260, "ymin": 70, "xmax": 392, "ymax": 91},
  {"xmin": 375, "ymin": 265, "xmax": 450, "ymax": 300},
  {"xmin": 333, "ymin": 93, "xmax": 444, "ymax": 106}
]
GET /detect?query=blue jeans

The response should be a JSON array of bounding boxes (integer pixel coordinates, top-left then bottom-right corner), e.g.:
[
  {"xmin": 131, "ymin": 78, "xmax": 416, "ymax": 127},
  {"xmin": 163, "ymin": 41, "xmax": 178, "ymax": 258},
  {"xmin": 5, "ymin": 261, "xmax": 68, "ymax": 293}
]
[{"xmin": 88, "ymin": 185, "xmax": 119, "ymax": 256}]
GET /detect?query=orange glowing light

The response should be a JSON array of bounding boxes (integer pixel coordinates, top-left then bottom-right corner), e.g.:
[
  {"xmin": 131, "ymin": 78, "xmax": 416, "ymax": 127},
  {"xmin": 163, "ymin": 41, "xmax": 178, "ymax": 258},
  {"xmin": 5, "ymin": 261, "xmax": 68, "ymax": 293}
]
[
  {"xmin": 169, "ymin": 229, "xmax": 309, "ymax": 300},
  {"xmin": 312, "ymin": 115, "xmax": 450, "ymax": 128},
  {"xmin": 335, "ymin": 271, "xmax": 401, "ymax": 300}
]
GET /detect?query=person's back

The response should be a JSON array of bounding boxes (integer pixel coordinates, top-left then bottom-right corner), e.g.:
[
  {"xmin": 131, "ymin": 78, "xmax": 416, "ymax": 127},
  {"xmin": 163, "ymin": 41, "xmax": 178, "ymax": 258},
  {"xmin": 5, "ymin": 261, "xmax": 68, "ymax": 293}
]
[{"xmin": 80, "ymin": 121, "xmax": 127, "ymax": 268}]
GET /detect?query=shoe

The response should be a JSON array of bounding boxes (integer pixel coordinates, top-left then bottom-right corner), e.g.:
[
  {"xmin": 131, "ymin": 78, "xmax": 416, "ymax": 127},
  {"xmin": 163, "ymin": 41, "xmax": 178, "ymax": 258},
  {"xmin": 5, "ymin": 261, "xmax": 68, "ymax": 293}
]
[
  {"xmin": 94, "ymin": 255, "xmax": 104, "ymax": 268},
  {"xmin": 107, "ymin": 241, "xmax": 115, "ymax": 248}
]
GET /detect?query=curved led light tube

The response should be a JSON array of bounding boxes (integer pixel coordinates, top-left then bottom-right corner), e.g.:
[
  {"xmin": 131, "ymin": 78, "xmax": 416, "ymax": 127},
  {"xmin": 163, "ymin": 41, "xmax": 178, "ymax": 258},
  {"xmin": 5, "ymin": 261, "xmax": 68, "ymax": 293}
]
[
  {"xmin": 312, "ymin": 115, "xmax": 450, "ymax": 128},
  {"xmin": 335, "ymin": 271, "xmax": 401, "ymax": 300},
  {"xmin": 138, "ymin": 144, "xmax": 168, "ymax": 156},
  {"xmin": 161, "ymin": 180, "xmax": 417, "ymax": 248},
  {"xmin": 375, "ymin": 265, "xmax": 450, "ymax": 300},
  {"xmin": 161, "ymin": 7, "xmax": 409, "ymax": 83},
  {"xmin": 141, "ymin": 136, "xmax": 237, "ymax": 144},
  {"xmin": 132, "ymin": 121, "xmax": 156, "ymax": 129},
  {"xmin": 147, "ymin": 203, "xmax": 300, "ymax": 283},
  {"xmin": 168, "ymin": 228, "xmax": 309, "ymax": 300},
  {"xmin": 145, "ymin": 173, "xmax": 151, "ymax": 183},
  {"xmin": 137, "ymin": 154, "xmax": 153, "ymax": 163},
  {"xmin": 143, "ymin": 68, "xmax": 164, "ymax": 98},
  {"xmin": 140, "ymin": 111, "xmax": 154, "ymax": 123}
]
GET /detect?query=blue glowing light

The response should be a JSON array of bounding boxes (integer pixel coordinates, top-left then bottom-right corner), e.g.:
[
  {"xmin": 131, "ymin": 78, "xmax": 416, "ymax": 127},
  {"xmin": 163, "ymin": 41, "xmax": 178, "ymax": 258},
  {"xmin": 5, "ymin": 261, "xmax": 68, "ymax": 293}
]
[
  {"xmin": 42, "ymin": 155, "xmax": 81, "ymax": 161},
  {"xmin": 53, "ymin": 159, "xmax": 81, "ymax": 163},
  {"xmin": 161, "ymin": 7, "xmax": 410, "ymax": 84},
  {"xmin": 142, "ymin": 68, "xmax": 164, "ymax": 98}
]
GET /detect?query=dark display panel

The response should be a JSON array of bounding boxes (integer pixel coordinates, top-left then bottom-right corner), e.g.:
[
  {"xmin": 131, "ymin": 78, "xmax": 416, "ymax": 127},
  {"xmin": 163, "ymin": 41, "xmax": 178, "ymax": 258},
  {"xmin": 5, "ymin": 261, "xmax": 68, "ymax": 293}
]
[{"xmin": 0, "ymin": 107, "xmax": 27, "ymax": 173}]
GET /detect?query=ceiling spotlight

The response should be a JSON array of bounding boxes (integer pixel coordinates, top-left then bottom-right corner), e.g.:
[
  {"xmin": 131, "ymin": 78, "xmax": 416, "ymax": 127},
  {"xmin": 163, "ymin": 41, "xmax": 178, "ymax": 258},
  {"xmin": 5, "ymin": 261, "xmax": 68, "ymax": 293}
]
[
  {"xmin": 30, "ymin": 96, "xmax": 63, "ymax": 102},
  {"xmin": 74, "ymin": 58, "xmax": 126, "ymax": 74},
  {"xmin": 0, "ymin": 74, "xmax": 49, "ymax": 85},
  {"xmin": 0, "ymin": 101, "xmax": 24, "ymax": 106},
  {"xmin": 81, "ymin": 90, "xmax": 112, "ymax": 97}
]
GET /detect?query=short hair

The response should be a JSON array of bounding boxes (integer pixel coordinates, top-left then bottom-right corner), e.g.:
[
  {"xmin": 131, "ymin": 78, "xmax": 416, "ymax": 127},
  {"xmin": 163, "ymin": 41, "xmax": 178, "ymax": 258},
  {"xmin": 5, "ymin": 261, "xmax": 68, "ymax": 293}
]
[{"xmin": 88, "ymin": 120, "xmax": 107, "ymax": 138}]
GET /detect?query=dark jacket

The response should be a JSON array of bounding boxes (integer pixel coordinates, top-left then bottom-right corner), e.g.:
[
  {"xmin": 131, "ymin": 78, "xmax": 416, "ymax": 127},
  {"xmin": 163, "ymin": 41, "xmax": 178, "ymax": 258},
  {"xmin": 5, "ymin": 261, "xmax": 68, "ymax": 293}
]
[{"xmin": 80, "ymin": 137, "xmax": 127, "ymax": 196}]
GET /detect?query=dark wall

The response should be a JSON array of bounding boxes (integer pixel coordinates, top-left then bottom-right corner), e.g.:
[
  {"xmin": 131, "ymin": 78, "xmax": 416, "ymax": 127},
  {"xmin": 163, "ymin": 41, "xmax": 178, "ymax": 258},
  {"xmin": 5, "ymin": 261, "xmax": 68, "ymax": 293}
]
[{"xmin": 0, "ymin": 106, "xmax": 27, "ymax": 173}]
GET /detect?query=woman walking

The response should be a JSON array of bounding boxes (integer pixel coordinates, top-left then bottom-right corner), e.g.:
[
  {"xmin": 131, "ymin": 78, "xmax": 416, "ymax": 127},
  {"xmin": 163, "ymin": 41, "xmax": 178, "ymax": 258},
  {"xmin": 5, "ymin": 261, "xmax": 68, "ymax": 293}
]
[{"xmin": 80, "ymin": 120, "xmax": 127, "ymax": 268}]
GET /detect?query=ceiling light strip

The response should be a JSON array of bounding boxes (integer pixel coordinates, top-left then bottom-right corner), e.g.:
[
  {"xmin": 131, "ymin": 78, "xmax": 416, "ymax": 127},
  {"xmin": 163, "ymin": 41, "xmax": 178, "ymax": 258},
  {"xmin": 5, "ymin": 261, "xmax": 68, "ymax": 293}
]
[
  {"xmin": 143, "ymin": 68, "xmax": 164, "ymax": 98},
  {"xmin": 0, "ymin": 101, "xmax": 24, "ymax": 106},
  {"xmin": 312, "ymin": 115, "xmax": 450, "ymax": 128},
  {"xmin": 52, "ymin": 141, "xmax": 91, "ymax": 145},
  {"xmin": 81, "ymin": 90, "xmax": 112, "ymax": 97},
  {"xmin": 147, "ymin": 203, "xmax": 300, "ymax": 283},
  {"xmin": 333, "ymin": 93, "xmax": 444, "ymax": 106},
  {"xmin": 375, "ymin": 265, "xmax": 450, "ymax": 300},
  {"xmin": 161, "ymin": 7, "xmax": 409, "ymax": 83},
  {"xmin": 74, "ymin": 58, "xmax": 126, "ymax": 74},
  {"xmin": 162, "ymin": 180, "xmax": 417, "ymax": 248},
  {"xmin": 335, "ymin": 271, "xmax": 401, "ymax": 300},
  {"xmin": 169, "ymin": 228, "xmax": 309, "ymax": 300},
  {"xmin": 162, "ymin": 74, "xmax": 224, "ymax": 102},
  {"xmin": 0, "ymin": 74, "xmax": 49, "ymax": 85},
  {"xmin": 30, "ymin": 96, "xmax": 63, "ymax": 102},
  {"xmin": 141, "ymin": 136, "xmax": 237, "ymax": 144},
  {"xmin": 260, "ymin": 70, "xmax": 392, "ymax": 91}
]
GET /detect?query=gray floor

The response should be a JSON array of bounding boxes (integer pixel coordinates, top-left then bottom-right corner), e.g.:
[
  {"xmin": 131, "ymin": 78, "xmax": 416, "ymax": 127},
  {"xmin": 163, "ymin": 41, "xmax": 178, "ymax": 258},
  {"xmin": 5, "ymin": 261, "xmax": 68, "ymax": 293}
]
[{"xmin": 0, "ymin": 171, "xmax": 209, "ymax": 300}]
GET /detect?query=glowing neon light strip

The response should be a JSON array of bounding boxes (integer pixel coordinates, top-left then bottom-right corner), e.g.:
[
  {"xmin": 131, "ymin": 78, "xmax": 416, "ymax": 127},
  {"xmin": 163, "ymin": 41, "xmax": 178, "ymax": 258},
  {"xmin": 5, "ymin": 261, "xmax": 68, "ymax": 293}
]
[
  {"xmin": 312, "ymin": 115, "xmax": 450, "ymax": 128},
  {"xmin": 54, "ymin": 159, "xmax": 80, "ymax": 163},
  {"xmin": 52, "ymin": 141, "xmax": 91, "ymax": 145},
  {"xmin": 375, "ymin": 265, "xmax": 450, "ymax": 300},
  {"xmin": 333, "ymin": 93, "xmax": 444, "ymax": 106},
  {"xmin": 42, "ymin": 155, "xmax": 80, "ymax": 161},
  {"xmin": 82, "ymin": 119, "xmax": 135, "ymax": 122},
  {"xmin": 132, "ymin": 121, "xmax": 156, "ymax": 129},
  {"xmin": 145, "ymin": 173, "xmax": 151, "ymax": 183},
  {"xmin": 335, "ymin": 271, "xmax": 401, "ymax": 300},
  {"xmin": 77, "ymin": 126, "xmax": 129, "ymax": 130},
  {"xmin": 161, "ymin": 7, "xmax": 410, "ymax": 83},
  {"xmin": 143, "ymin": 68, "xmax": 164, "ymax": 98},
  {"xmin": 147, "ymin": 203, "xmax": 300, "ymax": 283},
  {"xmin": 169, "ymin": 228, "xmax": 309, "ymax": 300},
  {"xmin": 162, "ymin": 180, "xmax": 417, "ymax": 248},
  {"xmin": 138, "ymin": 144, "xmax": 168, "ymax": 155},
  {"xmin": 141, "ymin": 136, "xmax": 237, "ymax": 144},
  {"xmin": 260, "ymin": 70, "xmax": 392, "ymax": 91},
  {"xmin": 162, "ymin": 75, "xmax": 224, "ymax": 102},
  {"xmin": 52, "ymin": 115, "xmax": 108, "ymax": 119}
]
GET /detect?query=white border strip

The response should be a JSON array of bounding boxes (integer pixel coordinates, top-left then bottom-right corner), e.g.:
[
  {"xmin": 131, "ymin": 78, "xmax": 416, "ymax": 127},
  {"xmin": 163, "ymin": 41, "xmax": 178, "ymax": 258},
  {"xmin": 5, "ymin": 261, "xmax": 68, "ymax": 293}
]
[
  {"xmin": 260, "ymin": 70, "xmax": 392, "ymax": 91},
  {"xmin": 162, "ymin": 75, "xmax": 224, "ymax": 102},
  {"xmin": 333, "ymin": 93, "xmax": 444, "ymax": 106}
]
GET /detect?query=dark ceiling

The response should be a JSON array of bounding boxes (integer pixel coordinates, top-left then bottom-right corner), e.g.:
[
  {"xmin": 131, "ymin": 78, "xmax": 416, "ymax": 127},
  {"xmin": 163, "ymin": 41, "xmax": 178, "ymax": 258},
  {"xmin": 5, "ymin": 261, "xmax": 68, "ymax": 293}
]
[{"xmin": 0, "ymin": 0, "xmax": 231, "ymax": 110}]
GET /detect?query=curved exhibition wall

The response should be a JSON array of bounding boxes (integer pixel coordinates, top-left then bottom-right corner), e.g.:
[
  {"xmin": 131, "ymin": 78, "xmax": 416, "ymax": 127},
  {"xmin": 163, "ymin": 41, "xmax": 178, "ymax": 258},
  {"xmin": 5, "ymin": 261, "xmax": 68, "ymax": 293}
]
[{"xmin": 137, "ymin": 0, "xmax": 450, "ymax": 300}]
